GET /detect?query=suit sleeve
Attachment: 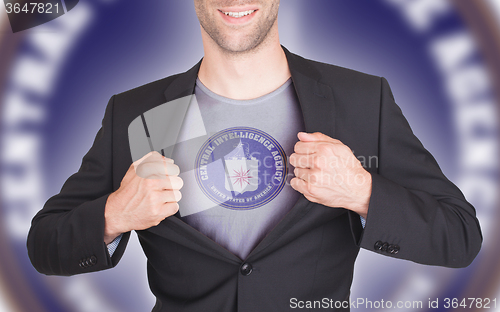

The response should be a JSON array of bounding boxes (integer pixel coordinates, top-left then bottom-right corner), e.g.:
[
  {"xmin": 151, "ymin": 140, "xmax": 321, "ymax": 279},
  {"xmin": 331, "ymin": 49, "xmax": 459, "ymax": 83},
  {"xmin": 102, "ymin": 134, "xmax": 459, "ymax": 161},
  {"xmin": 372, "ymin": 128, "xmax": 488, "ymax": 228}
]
[
  {"xmin": 355, "ymin": 77, "xmax": 482, "ymax": 268},
  {"xmin": 27, "ymin": 95, "xmax": 131, "ymax": 276}
]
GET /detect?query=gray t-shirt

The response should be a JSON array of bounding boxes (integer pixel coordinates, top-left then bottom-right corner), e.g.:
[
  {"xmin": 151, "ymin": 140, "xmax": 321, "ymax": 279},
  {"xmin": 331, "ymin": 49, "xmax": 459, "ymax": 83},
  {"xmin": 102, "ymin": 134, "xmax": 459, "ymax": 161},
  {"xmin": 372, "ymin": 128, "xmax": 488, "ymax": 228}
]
[{"xmin": 173, "ymin": 78, "xmax": 305, "ymax": 259}]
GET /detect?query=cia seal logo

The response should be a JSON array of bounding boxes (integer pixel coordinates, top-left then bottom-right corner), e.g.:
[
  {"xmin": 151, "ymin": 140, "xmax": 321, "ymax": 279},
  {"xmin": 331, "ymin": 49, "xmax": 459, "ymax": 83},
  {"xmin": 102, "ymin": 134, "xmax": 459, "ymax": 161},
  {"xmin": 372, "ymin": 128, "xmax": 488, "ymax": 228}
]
[{"xmin": 195, "ymin": 127, "xmax": 287, "ymax": 210}]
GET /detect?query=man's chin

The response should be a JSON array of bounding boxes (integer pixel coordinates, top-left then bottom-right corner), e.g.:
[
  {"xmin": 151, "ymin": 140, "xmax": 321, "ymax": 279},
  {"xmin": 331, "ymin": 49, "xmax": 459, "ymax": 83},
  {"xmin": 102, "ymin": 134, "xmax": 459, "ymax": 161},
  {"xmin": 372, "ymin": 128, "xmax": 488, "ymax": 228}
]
[{"xmin": 215, "ymin": 34, "xmax": 268, "ymax": 54}]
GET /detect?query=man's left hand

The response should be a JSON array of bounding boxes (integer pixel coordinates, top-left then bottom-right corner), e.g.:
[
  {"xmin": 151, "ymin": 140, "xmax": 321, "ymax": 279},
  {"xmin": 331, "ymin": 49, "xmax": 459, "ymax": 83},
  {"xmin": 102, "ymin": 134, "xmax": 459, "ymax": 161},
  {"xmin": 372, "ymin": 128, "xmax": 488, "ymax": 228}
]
[{"xmin": 289, "ymin": 132, "xmax": 372, "ymax": 219}]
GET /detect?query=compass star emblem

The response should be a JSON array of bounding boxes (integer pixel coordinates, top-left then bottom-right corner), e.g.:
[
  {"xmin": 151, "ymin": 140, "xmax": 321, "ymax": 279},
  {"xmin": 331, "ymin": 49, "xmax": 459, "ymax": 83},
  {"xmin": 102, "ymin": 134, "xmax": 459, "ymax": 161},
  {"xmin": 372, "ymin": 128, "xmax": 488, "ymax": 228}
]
[{"xmin": 230, "ymin": 166, "xmax": 253, "ymax": 188}]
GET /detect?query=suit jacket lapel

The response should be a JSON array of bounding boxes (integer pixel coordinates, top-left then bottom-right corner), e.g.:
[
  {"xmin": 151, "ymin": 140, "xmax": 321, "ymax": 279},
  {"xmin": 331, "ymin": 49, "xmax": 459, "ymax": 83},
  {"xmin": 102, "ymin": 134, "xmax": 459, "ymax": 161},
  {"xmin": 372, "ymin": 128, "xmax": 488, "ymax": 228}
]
[
  {"xmin": 283, "ymin": 46, "xmax": 336, "ymax": 137},
  {"xmin": 163, "ymin": 60, "xmax": 201, "ymax": 102},
  {"xmin": 153, "ymin": 47, "xmax": 339, "ymax": 263}
]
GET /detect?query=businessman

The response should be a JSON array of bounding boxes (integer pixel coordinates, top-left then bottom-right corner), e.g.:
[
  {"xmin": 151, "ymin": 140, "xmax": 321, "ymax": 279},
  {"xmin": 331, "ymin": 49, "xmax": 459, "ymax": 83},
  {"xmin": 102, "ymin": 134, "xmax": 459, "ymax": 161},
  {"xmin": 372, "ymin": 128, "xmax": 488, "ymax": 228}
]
[{"xmin": 28, "ymin": 0, "xmax": 482, "ymax": 311}]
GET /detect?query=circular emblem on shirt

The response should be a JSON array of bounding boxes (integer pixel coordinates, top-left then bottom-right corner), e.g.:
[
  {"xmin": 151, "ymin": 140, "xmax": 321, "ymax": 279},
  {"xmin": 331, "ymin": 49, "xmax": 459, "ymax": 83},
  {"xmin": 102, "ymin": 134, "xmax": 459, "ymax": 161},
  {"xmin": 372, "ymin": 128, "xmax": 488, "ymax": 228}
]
[{"xmin": 195, "ymin": 127, "xmax": 287, "ymax": 210}]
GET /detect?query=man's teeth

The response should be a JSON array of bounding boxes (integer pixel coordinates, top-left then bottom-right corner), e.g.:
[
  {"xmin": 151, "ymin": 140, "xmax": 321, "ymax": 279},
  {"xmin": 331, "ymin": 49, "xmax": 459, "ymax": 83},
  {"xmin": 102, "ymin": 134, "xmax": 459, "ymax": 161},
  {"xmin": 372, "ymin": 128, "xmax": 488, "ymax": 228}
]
[{"xmin": 222, "ymin": 10, "xmax": 256, "ymax": 18}]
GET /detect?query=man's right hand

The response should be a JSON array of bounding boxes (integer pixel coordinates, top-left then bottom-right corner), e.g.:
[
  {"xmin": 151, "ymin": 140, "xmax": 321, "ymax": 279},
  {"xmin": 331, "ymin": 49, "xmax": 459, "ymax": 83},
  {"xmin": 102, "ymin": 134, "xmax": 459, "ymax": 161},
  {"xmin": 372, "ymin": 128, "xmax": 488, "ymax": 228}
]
[{"xmin": 103, "ymin": 151, "xmax": 183, "ymax": 244}]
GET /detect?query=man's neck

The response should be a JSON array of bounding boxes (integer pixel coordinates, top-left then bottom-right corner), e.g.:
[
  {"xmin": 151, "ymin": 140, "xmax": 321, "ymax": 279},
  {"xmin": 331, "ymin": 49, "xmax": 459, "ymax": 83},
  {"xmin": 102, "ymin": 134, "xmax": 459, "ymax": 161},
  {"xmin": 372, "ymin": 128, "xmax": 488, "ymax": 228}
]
[{"xmin": 197, "ymin": 29, "xmax": 291, "ymax": 100}]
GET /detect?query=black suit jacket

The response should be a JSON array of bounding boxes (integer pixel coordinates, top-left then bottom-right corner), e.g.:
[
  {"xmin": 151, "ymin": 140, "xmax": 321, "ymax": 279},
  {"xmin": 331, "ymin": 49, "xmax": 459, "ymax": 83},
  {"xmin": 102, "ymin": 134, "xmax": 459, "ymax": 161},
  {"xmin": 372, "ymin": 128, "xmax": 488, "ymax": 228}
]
[{"xmin": 27, "ymin": 47, "xmax": 482, "ymax": 311}]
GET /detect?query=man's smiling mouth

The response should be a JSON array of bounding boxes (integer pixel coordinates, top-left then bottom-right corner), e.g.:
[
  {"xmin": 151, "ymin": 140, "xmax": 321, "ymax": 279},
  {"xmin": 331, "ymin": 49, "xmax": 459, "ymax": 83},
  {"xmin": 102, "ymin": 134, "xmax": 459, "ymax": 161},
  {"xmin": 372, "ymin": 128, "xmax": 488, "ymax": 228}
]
[{"xmin": 220, "ymin": 10, "xmax": 256, "ymax": 18}]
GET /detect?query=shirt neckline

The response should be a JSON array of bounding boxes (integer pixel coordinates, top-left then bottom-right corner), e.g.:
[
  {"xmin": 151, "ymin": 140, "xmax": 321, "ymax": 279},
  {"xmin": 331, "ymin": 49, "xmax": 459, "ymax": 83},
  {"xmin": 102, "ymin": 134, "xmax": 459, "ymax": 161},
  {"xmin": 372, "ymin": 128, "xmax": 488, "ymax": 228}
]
[{"xmin": 195, "ymin": 77, "xmax": 293, "ymax": 106}]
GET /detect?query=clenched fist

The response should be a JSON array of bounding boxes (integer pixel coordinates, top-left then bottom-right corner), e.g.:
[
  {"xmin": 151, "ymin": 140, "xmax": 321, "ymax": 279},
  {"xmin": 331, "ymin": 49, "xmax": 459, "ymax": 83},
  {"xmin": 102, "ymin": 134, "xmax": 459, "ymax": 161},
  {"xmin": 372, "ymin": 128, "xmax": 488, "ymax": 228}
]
[
  {"xmin": 289, "ymin": 132, "xmax": 371, "ymax": 219},
  {"xmin": 104, "ymin": 151, "xmax": 183, "ymax": 244}
]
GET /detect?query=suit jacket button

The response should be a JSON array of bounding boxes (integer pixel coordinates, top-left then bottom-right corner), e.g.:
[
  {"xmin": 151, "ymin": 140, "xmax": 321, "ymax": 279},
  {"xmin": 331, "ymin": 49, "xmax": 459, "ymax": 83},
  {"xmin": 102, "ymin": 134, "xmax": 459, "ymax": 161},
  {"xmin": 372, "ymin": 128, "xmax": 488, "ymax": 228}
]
[
  {"xmin": 89, "ymin": 256, "xmax": 97, "ymax": 265},
  {"xmin": 388, "ymin": 244, "xmax": 396, "ymax": 254},
  {"xmin": 374, "ymin": 241, "xmax": 383, "ymax": 250},
  {"xmin": 240, "ymin": 263, "xmax": 253, "ymax": 276},
  {"xmin": 381, "ymin": 242, "xmax": 389, "ymax": 252},
  {"xmin": 392, "ymin": 245, "xmax": 400, "ymax": 254},
  {"xmin": 79, "ymin": 261, "xmax": 84, "ymax": 268}
]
